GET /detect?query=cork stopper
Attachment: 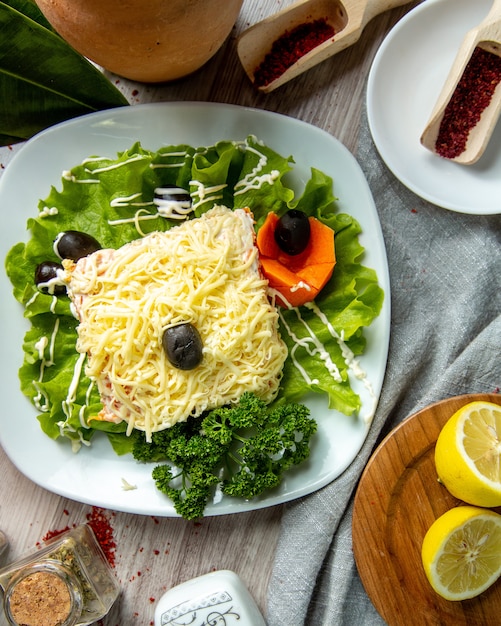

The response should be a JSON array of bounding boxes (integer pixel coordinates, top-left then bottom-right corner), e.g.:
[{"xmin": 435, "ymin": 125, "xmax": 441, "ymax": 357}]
[{"xmin": 4, "ymin": 563, "xmax": 81, "ymax": 626}]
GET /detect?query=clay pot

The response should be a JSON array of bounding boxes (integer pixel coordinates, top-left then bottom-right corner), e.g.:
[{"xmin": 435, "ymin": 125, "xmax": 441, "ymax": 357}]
[{"xmin": 34, "ymin": 0, "xmax": 243, "ymax": 82}]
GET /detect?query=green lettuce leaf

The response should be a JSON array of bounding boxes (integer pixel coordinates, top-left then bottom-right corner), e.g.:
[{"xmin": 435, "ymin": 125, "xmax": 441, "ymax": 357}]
[{"xmin": 5, "ymin": 136, "xmax": 384, "ymax": 451}]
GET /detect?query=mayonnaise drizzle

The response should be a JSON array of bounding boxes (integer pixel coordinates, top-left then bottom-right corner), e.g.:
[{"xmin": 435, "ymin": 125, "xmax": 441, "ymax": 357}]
[
  {"xmin": 32, "ymin": 318, "xmax": 60, "ymax": 411},
  {"xmin": 33, "ymin": 381, "xmax": 49, "ymax": 413},
  {"xmin": 81, "ymin": 156, "xmax": 111, "ymax": 165},
  {"xmin": 85, "ymin": 153, "xmax": 148, "ymax": 174},
  {"xmin": 290, "ymin": 281, "xmax": 312, "ymax": 294},
  {"xmin": 108, "ymin": 210, "xmax": 158, "ymax": 237},
  {"xmin": 149, "ymin": 150, "xmax": 188, "ymax": 168},
  {"xmin": 62, "ymin": 351, "xmax": 87, "ymax": 420},
  {"xmin": 62, "ymin": 154, "xmax": 149, "ymax": 185},
  {"xmin": 277, "ymin": 300, "xmax": 341, "ymax": 384},
  {"xmin": 110, "ymin": 193, "xmax": 152, "ymax": 209},
  {"xmin": 26, "ymin": 291, "xmax": 39, "ymax": 308},
  {"xmin": 47, "ymin": 318, "xmax": 59, "ymax": 366},
  {"xmin": 78, "ymin": 380, "xmax": 95, "ymax": 427},
  {"xmin": 154, "ymin": 187, "xmax": 194, "ymax": 220},
  {"xmin": 234, "ymin": 145, "xmax": 280, "ymax": 196},
  {"xmin": 50, "ymin": 295, "xmax": 58, "ymax": 314},
  {"xmin": 39, "ymin": 206, "xmax": 59, "ymax": 218},
  {"xmin": 34, "ymin": 336, "xmax": 48, "ymax": 361},
  {"xmin": 56, "ymin": 420, "xmax": 90, "ymax": 451},
  {"xmin": 306, "ymin": 301, "xmax": 377, "ymax": 422},
  {"xmin": 272, "ymin": 289, "xmax": 377, "ymax": 424},
  {"xmin": 37, "ymin": 268, "xmax": 66, "ymax": 296},
  {"xmin": 99, "ymin": 141, "xmax": 283, "ymax": 236},
  {"xmin": 190, "ymin": 180, "xmax": 226, "ymax": 210},
  {"xmin": 62, "ymin": 170, "xmax": 99, "ymax": 184},
  {"xmin": 30, "ymin": 313, "xmax": 96, "ymax": 441},
  {"xmin": 108, "ymin": 187, "xmax": 195, "ymax": 234}
]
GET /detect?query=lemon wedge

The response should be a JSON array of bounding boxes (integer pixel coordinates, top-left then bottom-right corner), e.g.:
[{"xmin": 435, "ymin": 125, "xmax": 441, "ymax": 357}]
[
  {"xmin": 435, "ymin": 401, "xmax": 501, "ymax": 507},
  {"xmin": 421, "ymin": 506, "xmax": 501, "ymax": 600}
]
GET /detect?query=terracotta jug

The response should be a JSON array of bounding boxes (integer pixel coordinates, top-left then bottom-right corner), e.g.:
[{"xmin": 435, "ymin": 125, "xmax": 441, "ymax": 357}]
[{"xmin": 35, "ymin": 0, "xmax": 243, "ymax": 82}]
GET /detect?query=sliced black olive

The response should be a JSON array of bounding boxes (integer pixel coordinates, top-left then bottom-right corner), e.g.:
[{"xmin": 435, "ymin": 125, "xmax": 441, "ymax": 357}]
[
  {"xmin": 34, "ymin": 261, "xmax": 66, "ymax": 295},
  {"xmin": 154, "ymin": 185, "xmax": 192, "ymax": 218},
  {"xmin": 54, "ymin": 230, "xmax": 101, "ymax": 261},
  {"xmin": 274, "ymin": 209, "xmax": 311, "ymax": 256},
  {"xmin": 154, "ymin": 185, "xmax": 191, "ymax": 204},
  {"xmin": 162, "ymin": 323, "xmax": 203, "ymax": 370}
]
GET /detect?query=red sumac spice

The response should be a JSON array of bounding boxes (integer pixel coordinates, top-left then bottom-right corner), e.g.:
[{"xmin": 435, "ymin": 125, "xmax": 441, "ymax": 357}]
[
  {"xmin": 86, "ymin": 507, "xmax": 117, "ymax": 567},
  {"xmin": 41, "ymin": 526, "xmax": 71, "ymax": 542},
  {"xmin": 253, "ymin": 18, "xmax": 335, "ymax": 88},
  {"xmin": 435, "ymin": 46, "xmax": 501, "ymax": 159}
]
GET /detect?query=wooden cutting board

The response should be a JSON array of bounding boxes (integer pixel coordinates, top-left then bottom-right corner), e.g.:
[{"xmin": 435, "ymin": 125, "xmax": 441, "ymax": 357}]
[{"xmin": 352, "ymin": 393, "xmax": 501, "ymax": 626}]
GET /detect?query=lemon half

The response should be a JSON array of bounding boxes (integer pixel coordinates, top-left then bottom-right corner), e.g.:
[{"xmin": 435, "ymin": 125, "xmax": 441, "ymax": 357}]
[
  {"xmin": 421, "ymin": 506, "xmax": 501, "ymax": 600},
  {"xmin": 435, "ymin": 401, "xmax": 501, "ymax": 507}
]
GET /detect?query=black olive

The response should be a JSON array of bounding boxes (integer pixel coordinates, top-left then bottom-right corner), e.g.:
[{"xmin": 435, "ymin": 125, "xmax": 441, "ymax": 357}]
[
  {"xmin": 274, "ymin": 209, "xmax": 311, "ymax": 256},
  {"xmin": 162, "ymin": 323, "xmax": 203, "ymax": 370},
  {"xmin": 154, "ymin": 185, "xmax": 192, "ymax": 217},
  {"xmin": 54, "ymin": 230, "xmax": 101, "ymax": 261},
  {"xmin": 154, "ymin": 185, "xmax": 191, "ymax": 204},
  {"xmin": 34, "ymin": 261, "xmax": 66, "ymax": 295}
]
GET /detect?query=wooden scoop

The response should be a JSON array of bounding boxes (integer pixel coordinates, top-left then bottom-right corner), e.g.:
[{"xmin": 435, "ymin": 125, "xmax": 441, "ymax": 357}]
[
  {"xmin": 237, "ymin": 0, "xmax": 414, "ymax": 93},
  {"xmin": 420, "ymin": 0, "xmax": 501, "ymax": 165}
]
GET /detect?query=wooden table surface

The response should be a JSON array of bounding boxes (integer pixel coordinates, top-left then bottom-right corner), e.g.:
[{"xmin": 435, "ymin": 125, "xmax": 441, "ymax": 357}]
[{"xmin": 0, "ymin": 1, "xmax": 422, "ymax": 623}]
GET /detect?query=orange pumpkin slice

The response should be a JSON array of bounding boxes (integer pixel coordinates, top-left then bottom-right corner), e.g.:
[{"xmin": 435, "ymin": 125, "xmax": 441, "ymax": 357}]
[{"xmin": 257, "ymin": 212, "xmax": 336, "ymax": 307}]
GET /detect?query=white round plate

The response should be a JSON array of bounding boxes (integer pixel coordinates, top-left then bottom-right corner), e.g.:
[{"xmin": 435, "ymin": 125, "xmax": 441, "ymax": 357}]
[
  {"xmin": 0, "ymin": 102, "xmax": 390, "ymax": 516},
  {"xmin": 367, "ymin": 0, "xmax": 501, "ymax": 215}
]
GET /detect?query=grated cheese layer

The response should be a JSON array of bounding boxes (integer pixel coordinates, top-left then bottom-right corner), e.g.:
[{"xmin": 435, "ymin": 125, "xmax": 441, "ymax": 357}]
[{"xmin": 65, "ymin": 206, "xmax": 288, "ymax": 440}]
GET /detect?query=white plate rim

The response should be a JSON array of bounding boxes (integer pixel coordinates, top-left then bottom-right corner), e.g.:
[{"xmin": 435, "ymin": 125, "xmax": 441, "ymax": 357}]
[
  {"xmin": 367, "ymin": 0, "xmax": 501, "ymax": 215},
  {"xmin": 0, "ymin": 102, "xmax": 390, "ymax": 516}
]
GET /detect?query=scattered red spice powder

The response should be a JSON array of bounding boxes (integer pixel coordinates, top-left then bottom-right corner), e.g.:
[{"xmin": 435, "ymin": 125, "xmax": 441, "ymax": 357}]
[
  {"xmin": 38, "ymin": 508, "xmax": 116, "ymax": 567},
  {"xmin": 86, "ymin": 507, "xmax": 117, "ymax": 568},
  {"xmin": 253, "ymin": 18, "xmax": 335, "ymax": 88},
  {"xmin": 41, "ymin": 526, "xmax": 71, "ymax": 542},
  {"xmin": 435, "ymin": 46, "xmax": 501, "ymax": 159},
  {"xmin": 37, "ymin": 506, "xmax": 117, "ymax": 567}
]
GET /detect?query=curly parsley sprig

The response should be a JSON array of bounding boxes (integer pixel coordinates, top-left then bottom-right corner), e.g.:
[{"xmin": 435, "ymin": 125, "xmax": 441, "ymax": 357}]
[{"xmin": 132, "ymin": 392, "xmax": 317, "ymax": 520}]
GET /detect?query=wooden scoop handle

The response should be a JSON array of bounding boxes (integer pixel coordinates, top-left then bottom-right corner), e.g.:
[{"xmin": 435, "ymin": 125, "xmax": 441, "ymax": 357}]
[
  {"xmin": 237, "ymin": 0, "xmax": 414, "ymax": 92},
  {"xmin": 420, "ymin": 0, "xmax": 501, "ymax": 163}
]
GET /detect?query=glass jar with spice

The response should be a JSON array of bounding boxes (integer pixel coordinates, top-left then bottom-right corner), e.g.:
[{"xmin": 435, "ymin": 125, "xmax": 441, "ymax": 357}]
[{"xmin": 0, "ymin": 524, "xmax": 119, "ymax": 626}]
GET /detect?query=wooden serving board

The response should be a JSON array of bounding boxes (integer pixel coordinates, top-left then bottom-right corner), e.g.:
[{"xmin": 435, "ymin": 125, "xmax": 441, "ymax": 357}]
[{"xmin": 352, "ymin": 393, "xmax": 501, "ymax": 626}]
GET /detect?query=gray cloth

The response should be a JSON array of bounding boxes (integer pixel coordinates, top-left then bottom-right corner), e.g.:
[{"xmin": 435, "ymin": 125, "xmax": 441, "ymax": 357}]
[{"xmin": 266, "ymin": 105, "xmax": 501, "ymax": 626}]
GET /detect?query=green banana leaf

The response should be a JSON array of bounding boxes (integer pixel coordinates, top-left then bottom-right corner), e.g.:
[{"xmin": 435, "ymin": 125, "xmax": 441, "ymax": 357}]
[{"xmin": 0, "ymin": 0, "xmax": 129, "ymax": 146}]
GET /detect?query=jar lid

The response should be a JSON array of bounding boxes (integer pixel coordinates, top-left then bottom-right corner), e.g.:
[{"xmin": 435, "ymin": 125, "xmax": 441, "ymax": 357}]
[
  {"xmin": 154, "ymin": 570, "xmax": 266, "ymax": 626},
  {"xmin": 3, "ymin": 560, "xmax": 83, "ymax": 626}
]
